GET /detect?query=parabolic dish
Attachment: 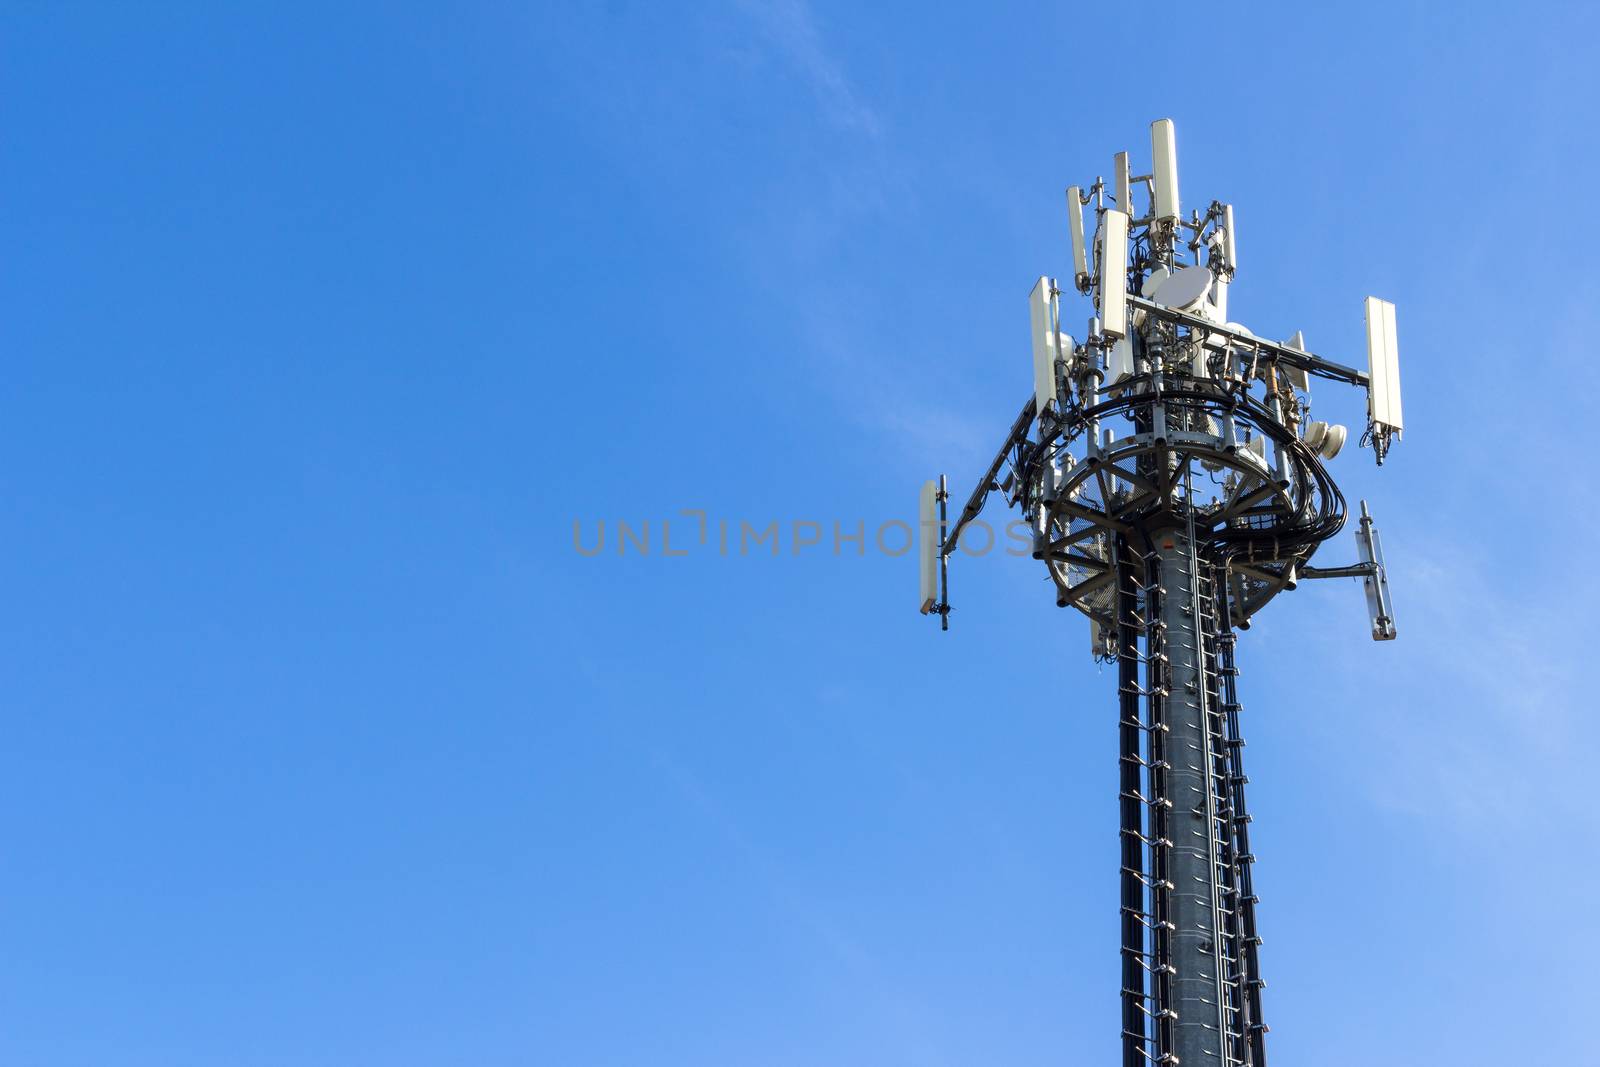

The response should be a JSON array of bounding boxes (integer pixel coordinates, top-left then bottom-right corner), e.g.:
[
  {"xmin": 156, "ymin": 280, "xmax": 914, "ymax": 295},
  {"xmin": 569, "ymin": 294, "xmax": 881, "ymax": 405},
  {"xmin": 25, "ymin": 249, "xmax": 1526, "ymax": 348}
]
[{"xmin": 1150, "ymin": 265, "xmax": 1212, "ymax": 311}]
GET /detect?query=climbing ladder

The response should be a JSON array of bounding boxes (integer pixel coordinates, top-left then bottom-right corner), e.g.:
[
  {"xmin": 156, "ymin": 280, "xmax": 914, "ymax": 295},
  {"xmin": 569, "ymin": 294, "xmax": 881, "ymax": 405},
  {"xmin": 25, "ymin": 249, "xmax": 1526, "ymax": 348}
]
[{"xmin": 1115, "ymin": 519, "xmax": 1267, "ymax": 1067}]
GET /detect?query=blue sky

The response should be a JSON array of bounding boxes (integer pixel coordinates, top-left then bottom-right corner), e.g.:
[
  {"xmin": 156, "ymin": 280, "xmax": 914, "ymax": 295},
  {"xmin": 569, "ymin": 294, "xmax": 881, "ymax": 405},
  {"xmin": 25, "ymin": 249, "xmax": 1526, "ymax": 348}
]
[{"xmin": 3, "ymin": 3, "xmax": 1597, "ymax": 1064}]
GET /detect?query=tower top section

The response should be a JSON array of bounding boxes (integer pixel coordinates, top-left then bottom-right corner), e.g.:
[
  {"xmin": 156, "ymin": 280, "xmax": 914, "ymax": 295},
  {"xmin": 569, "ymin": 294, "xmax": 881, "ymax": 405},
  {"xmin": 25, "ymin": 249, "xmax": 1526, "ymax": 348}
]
[{"xmin": 920, "ymin": 119, "xmax": 1402, "ymax": 646}]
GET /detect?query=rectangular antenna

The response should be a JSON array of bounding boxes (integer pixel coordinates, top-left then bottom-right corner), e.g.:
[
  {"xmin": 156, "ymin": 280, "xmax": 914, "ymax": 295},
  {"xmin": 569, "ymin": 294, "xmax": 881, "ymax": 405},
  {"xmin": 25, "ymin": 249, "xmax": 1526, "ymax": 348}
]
[
  {"xmin": 1355, "ymin": 500, "xmax": 1397, "ymax": 640},
  {"xmin": 1099, "ymin": 209, "xmax": 1130, "ymax": 338},
  {"xmin": 1065, "ymin": 186, "xmax": 1088, "ymax": 283},
  {"xmin": 919, "ymin": 479, "xmax": 939, "ymax": 614},
  {"xmin": 1364, "ymin": 297, "xmax": 1403, "ymax": 436},
  {"xmin": 1107, "ymin": 337, "xmax": 1133, "ymax": 386},
  {"xmin": 1114, "ymin": 152, "xmax": 1132, "ymax": 216},
  {"xmin": 1281, "ymin": 331, "xmax": 1309, "ymax": 392},
  {"xmin": 1029, "ymin": 276, "xmax": 1060, "ymax": 416},
  {"xmin": 1150, "ymin": 119, "xmax": 1179, "ymax": 222},
  {"xmin": 1221, "ymin": 203, "xmax": 1237, "ymax": 271}
]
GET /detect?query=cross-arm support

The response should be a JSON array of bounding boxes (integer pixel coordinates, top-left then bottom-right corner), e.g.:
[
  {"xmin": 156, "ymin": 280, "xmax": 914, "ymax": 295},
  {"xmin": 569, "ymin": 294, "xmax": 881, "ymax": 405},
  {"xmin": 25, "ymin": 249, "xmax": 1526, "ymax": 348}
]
[
  {"xmin": 1298, "ymin": 562, "xmax": 1378, "ymax": 580},
  {"xmin": 943, "ymin": 396, "xmax": 1037, "ymax": 557},
  {"xmin": 1126, "ymin": 294, "xmax": 1370, "ymax": 387}
]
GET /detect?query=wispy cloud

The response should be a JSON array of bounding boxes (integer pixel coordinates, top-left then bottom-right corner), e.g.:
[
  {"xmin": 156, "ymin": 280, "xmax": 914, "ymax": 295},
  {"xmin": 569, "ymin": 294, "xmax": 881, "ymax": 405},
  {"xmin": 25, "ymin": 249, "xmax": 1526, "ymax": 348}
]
[
  {"xmin": 1371, "ymin": 546, "xmax": 1579, "ymax": 826},
  {"xmin": 720, "ymin": 3, "xmax": 965, "ymax": 468},
  {"xmin": 797, "ymin": 309, "xmax": 996, "ymax": 467},
  {"xmin": 736, "ymin": 0, "xmax": 882, "ymax": 136},
  {"xmin": 1275, "ymin": 520, "xmax": 1590, "ymax": 846}
]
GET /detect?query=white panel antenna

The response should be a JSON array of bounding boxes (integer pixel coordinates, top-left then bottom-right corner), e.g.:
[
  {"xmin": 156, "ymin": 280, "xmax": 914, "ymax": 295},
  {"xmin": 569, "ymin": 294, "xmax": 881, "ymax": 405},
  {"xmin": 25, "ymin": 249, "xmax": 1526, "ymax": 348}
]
[
  {"xmin": 1107, "ymin": 336, "xmax": 1133, "ymax": 387},
  {"xmin": 1065, "ymin": 186, "xmax": 1089, "ymax": 284},
  {"xmin": 1221, "ymin": 203, "xmax": 1237, "ymax": 271},
  {"xmin": 1150, "ymin": 119, "xmax": 1179, "ymax": 222},
  {"xmin": 918, "ymin": 480, "xmax": 939, "ymax": 614},
  {"xmin": 1281, "ymin": 331, "xmax": 1310, "ymax": 393},
  {"xmin": 1114, "ymin": 152, "xmax": 1133, "ymax": 216},
  {"xmin": 1099, "ymin": 210, "xmax": 1130, "ymax": 338},
  {"xmin": 1029, "ymin": 276, "xmax": 1061, "ymax": 416},
  {"xmin": 1364, "ymin": 297, "xmax": 1403, "ymax": 436}
]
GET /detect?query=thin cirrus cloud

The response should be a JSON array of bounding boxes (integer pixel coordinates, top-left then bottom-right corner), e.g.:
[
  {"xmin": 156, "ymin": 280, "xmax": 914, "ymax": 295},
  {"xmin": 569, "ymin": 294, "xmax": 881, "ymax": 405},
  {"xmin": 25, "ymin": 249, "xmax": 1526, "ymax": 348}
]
[{"xmin": 735, "ymin": 0, "xmax": 883, "ymax": 137}]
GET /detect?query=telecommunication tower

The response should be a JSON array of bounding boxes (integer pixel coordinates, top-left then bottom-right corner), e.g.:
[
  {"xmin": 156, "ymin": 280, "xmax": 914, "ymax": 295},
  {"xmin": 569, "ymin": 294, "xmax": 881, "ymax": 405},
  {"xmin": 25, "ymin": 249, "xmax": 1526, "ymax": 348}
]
[{"xmin": 918, "ymin": 119, "xmax": 1403, "ymax": 1066}]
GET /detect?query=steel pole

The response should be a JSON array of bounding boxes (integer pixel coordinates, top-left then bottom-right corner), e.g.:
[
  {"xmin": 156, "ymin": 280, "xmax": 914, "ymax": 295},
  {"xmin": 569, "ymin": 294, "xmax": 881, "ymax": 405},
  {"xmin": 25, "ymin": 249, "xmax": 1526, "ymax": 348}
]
[{"xmin": 1156, "ymin": 528, "xmax": 1231, "ymax": 1067}]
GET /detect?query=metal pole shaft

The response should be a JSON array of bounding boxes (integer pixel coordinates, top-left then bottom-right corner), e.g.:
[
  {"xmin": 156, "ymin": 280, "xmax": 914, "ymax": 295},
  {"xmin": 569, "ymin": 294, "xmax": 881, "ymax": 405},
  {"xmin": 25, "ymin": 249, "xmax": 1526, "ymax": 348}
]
[{"xmin": 1157, "ymin": 529, "xmax": 1231, "ymax": 1067}]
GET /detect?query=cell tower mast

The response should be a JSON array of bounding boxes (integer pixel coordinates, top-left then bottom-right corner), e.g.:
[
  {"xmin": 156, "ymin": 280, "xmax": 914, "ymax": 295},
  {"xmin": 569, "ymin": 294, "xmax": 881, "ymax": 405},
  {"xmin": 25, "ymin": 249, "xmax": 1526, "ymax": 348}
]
[{"xmin": 918, "ymin": 119, "xmax": 1403, "ymax": 1066}]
